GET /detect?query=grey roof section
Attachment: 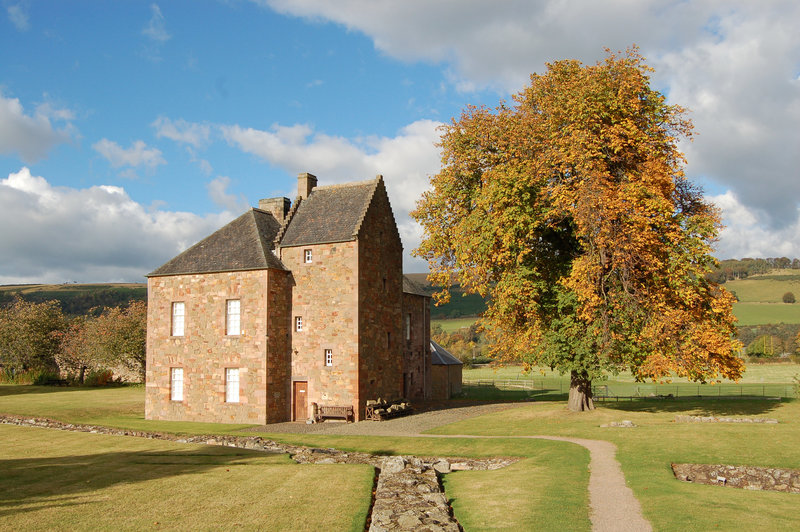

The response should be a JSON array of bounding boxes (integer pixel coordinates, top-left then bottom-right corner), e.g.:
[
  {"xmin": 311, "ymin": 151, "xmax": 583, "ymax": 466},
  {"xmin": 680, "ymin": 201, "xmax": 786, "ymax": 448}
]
[
  {"xmin": 403, "ymin": 275, "xmax": 430, "ymax": 297},
  {"xmin": 278, "ymin": 179, "xmax": 379, "ymax": 247},
  {"xmin": 430, "ymin": 340, "xmax": 463, "ymax": 366},
  {"xmin": 148, "ymin": 208, "xmax": 285, "ymax": 277}
]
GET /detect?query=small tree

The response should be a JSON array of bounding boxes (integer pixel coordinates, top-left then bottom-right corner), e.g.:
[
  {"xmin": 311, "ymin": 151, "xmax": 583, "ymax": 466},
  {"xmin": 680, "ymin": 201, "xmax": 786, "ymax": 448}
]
[
  {"xmin": 783, "ymin": 292, "xmax": 795, "ymax": 304},
  {"xmin": 85, "ymin": 301, "xmax": 147, "ymax": 381},
  {"xmin": 0, "ymin": 298, "xmax": 66, "ymax": 372}
]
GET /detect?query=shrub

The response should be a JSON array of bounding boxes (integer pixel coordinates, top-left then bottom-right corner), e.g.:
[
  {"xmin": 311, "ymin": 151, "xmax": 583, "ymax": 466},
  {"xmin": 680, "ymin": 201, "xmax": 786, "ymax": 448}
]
[
  {"xmin": 783, "ymin": 292, "xmax": 795, "ymax": 304},
  {"xmin": 0, "ymin": 367, "xmax": 61, "ymax": 384},
  {"xmin": 746, "ymin": 335, "xmax": 784, "ymax": 358},
  {"xmin": 83, "ymin": 369, "xmax": 114, "ymax": 387}
]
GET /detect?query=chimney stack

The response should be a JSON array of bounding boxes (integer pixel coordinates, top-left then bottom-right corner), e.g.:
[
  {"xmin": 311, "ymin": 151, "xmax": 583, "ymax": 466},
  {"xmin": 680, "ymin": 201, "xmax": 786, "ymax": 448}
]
[
  {"xmin": 297, "ymin": 172, "xmax": 317, "ymax": 200},
  {"xmin": 258, "ymin": 197, "xmax": 291, "ymax": 223}
]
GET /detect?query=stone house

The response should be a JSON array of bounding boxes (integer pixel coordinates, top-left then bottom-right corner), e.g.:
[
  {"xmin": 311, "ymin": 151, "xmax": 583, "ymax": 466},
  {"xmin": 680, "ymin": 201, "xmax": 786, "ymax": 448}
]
[{"xmin": 145, "ymin": 173, "xmax": 431, "ymax": 424}]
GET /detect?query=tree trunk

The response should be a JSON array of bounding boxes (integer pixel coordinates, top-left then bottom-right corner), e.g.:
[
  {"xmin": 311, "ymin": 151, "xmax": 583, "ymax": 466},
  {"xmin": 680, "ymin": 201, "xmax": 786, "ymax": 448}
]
[{"xmin": 568, "ymin": 370, "xmax": 595, "ymax": 412}]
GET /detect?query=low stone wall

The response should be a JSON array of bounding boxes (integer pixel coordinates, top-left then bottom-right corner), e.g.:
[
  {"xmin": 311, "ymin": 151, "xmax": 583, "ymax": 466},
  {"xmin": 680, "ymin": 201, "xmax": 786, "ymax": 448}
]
[
  {"xmin": 1, "ymin": 414, "xmax": 517, "ymax": 531},
  {"xmin": 672, "ymin": 463, "xmax": 800, "ymax": 493},
  {"xmin": 674, "ymin": 415, "xmax": 778, "ymax": 423}
]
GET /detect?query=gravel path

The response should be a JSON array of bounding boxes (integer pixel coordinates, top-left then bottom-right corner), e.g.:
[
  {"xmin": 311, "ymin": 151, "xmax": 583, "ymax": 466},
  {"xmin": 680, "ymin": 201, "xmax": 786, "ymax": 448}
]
[{"xmin": 248, "ymin": 402, "xmax": 653, "ymax": 532}]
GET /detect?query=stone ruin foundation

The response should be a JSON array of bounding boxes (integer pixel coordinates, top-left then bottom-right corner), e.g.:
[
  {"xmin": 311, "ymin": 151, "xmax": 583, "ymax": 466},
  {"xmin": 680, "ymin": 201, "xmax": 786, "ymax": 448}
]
[{"xmin": 672, "ymin": 463, "xmax": 800, "ymax": 493}]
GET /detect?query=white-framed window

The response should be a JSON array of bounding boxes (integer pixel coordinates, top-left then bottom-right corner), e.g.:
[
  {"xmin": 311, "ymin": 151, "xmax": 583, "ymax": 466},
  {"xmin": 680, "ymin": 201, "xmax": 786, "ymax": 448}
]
[
  {"xmin": 225, "ymin": 368, "xmax": 240, "ymax": 403},
  {"xmin": 295, "ymin": 316, "xmax": 303, "ymax": 332},
  {"xmin": 171, "ymin": 302, "xmax": 185, "ymax": 336},
  {"xmin": 405, "ymin": 314, "xmax": 411, "ymax": 341},
  {"xmin": 304, "ymin": 249, "xmax": 312, "ymax": 263},
  {"xmin": 226, "ymin": 299, "xmax": 241, "ymax": 336},
  {"xmin": 170, "ymin": 367, "xmax": 183, "ymax": 401},
  {"xmin": 324, "ymin": 349, "xmax": 333, "ymax": 367}
]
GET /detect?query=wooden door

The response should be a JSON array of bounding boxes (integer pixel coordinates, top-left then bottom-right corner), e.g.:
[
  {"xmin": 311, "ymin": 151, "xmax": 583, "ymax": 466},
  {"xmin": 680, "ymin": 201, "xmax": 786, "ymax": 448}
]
[{"xmin": 293, "ymin": 381, "xmax": 308, "ymax": 421}]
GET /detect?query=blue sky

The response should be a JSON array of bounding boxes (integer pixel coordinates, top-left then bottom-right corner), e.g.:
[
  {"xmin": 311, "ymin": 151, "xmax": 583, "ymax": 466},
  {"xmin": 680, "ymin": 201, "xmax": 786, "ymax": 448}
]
[{"xmin": 1, "ymin": 1, "xmax": 799, "ymax": 283}]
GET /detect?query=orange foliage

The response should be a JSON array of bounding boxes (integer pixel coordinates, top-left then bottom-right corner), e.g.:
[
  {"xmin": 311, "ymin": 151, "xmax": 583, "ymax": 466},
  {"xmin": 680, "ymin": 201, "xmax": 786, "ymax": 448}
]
[{"xmin": 413, "ymin": 47, "xmax": 743, "ymax": 388}]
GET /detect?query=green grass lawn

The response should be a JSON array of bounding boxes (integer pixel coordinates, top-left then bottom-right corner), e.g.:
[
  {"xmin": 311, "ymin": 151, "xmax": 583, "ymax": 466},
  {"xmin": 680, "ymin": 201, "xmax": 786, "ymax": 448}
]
[
  {"xmin": 3, "ymin": 384, "xmax": 800, "ymax": 530},
  {"xmin": 1, "ymin": 424, "xmax": 372, "ymax": 531},
  {"xmin": 429, "ymin": 399, "xmax": 800, "ymax": 531}
]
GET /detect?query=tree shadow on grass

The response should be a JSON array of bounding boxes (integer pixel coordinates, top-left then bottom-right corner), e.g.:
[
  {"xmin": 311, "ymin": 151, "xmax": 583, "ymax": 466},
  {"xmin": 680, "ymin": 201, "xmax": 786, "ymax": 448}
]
[
  {"xmin": 597, "ymin": 397, "xmax": 789, "ymax": 416},
  {"xmin": 0, "ymin": 445, "xmax": 284, "ymax": 519},
  {"xmin": 0, "ymin": 384, "xmax": 137, "ymax": 397}
]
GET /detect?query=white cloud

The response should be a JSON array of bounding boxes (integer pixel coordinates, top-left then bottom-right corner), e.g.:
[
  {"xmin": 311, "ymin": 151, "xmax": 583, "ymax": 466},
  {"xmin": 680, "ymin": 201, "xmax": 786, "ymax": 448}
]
[
  {"xmin": 207, "ymin": 176, "xmax": 249, "ymax": 213},
  {"xmin": 261, "ymin": 0, "xmax": 800, "ymax": 255},
  {"xmin": 152, "ymin": 116, "xmax": 211, "ymax": 147},
  {"xmin": 0, "ymin": 167, "xmax": 234, "ymax": 284},
  {"xmin": 142, "ymin": 3, "xmax": 170, "ymax": 43},
  {"xmin": 92, "ymin": 139, "xmax": 166, "ymax": 172},
  {"xmin": 222, "ymin": 119, "xmax": 442, "ymax": 271},
  {"xmin": 7, "ymin": 2, "xmax": 29, "ymax": 31},
  {"xmin": 710, "ymin": 191, "xmax": 800, "ymax": 259},
  {"xmin": 0, "ymin": 93, "xmax": 73, "ymax": 163}
]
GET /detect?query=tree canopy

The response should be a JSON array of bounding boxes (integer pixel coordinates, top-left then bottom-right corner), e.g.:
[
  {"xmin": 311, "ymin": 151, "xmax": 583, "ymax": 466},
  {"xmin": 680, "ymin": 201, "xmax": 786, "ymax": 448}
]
[{"xmin": 413, "ymin": 48, "xmax": 743, "ymax": 410}]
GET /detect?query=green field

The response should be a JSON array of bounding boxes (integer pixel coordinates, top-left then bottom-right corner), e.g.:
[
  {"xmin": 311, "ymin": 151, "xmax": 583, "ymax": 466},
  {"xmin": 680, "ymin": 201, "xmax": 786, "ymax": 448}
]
[
  {"xmin": 726, "ymin": 274, "xmax": 800, "ymax": 303},
  {"xmin": 733, "ymin": 302, "xmax": 800, "ymax": 325},
  {"xmin": 432, "ymin": 317, "xmax": 477, "ymax": 332}
]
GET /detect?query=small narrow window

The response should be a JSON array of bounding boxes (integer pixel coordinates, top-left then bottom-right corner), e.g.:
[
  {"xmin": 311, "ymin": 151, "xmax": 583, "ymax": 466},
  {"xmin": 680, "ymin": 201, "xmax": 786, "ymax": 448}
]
[
  {"xmin": 386, "ymin": 331, "xmax": 391, "ymax": 348},
  {"xmin": 405, "ymin": 314, "xmax": 411, "ymax": 341},
  {"xmin": 225, "ymin": 368, "xmax": 239, "ymax": 403},
  {"xmin": 226, "ymin": 300, "xmax": 241, "ymax": 336},
  {"xmin": 382, "ymin": 277, "xmax": 387, "ymax": 291},
  {"xmin": 171, "ymin": 368, "xmax": 183, "ymax": 401},
  {"xmin": 172, "ymin": 302, "xmax": 185, "ymax": 336},
  {"xmin": 324, "ymin": 349, "xmax": 333, "ymax": 367},
  {"xmin": 295, "ymin": 316, "xmax": 303, "ymax": 332},
  {"xmin": 304, "ymin": 249, "xmax": 313, "ymax": 263}
]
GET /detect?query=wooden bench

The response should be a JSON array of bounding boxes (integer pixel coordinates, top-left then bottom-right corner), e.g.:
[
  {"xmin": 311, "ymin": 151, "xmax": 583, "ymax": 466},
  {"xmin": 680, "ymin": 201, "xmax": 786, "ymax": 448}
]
[{"xmin": 314, "ymin": 404, "xmax": 354, "ymax": 423}]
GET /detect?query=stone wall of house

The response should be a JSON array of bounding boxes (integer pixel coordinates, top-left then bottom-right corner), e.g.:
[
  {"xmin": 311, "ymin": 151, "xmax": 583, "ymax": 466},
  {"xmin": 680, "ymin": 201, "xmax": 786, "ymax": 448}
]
[
  {"xmin": 402, "ymin": 292, "xmax": 431, "ymax": 401},
  {"xmin": 357, "ymin": 181, "xmax": 404, "ymax": 416},
  {"xmin": 145, "ymin": 269, "xmax": 290, "ymax": 424},
  {"xmin": 266, "ymin": 269, "xmax": 293, "ymax": 421},
  {"xmin": 282, "ymin": 241, "xmax": 361, "ymax": 420},
  {"xmin": 431, "ymin": 364, "xmax": 461, "ymax": 400}
]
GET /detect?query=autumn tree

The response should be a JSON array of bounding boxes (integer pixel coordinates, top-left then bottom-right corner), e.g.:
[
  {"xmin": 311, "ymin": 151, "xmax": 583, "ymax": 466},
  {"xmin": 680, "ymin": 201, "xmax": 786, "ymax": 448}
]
[
  {"xmin": 55, "ymin": 317, "xmax": 93, "ymax": 382},
  {"xmin": 0, "ymin": 298, "xmax": 66, "ymax": 372},
  {"xmin": 85, "ymin": 301, "xmax": 147, "ymax": 381},
  {"xmin": 413, "ymin": 48, "xmax": 743, "ymax": 411}
]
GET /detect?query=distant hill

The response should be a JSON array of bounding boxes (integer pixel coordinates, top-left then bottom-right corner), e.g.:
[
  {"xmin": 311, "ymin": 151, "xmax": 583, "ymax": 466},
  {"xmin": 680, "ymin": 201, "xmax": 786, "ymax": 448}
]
[
  {"xmin": 404, "ymin": 273, "xmax": 487, "ymax": 319},
  {"xmin": 0, "ymin": 283, "xmax": 146, "ymax": 315}
]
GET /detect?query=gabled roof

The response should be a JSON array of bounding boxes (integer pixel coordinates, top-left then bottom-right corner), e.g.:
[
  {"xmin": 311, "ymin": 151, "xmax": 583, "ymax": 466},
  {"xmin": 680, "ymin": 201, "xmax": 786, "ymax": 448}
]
[
  {"xmin": 403, "ymin": 275, "xmax": 430, "ymax": 297},
  {"xmin": 278, "ymin": 178, "xmax": 380, "ymax": 247},
  {"xmin": 430, "ymin": 340, "xmax": 463, "ymax": 366},
  {"xmin": 147, "ymin": 208, "xmax": 285, "ymax": 277}
]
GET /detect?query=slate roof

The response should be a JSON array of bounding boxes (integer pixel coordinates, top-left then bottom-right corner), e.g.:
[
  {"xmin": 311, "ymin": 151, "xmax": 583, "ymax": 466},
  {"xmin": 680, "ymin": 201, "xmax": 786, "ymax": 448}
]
[
  {"xmin": 430, "ymin": 340, "xmax": 463, "ymax": 366},
  {"xmin": 147, "ymin": 208, "xmax": 285, "ymax": 277},
  {"xmin": 403, "ymin": 275, "xmax": 430, "ymax": 297},
  {"xmin": 278, "ymin": 179, "xmax": 379, "ymax": 247}
]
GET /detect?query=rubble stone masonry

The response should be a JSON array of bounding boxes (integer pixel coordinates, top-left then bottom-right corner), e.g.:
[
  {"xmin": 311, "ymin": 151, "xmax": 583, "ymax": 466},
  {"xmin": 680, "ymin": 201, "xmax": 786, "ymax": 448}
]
[
  {"xmin": 145, "ymin": 269, "xmax": 291, "ymax": 424},
  {"xmin": 282, "ymin": 242, "xmax": 361, "ymax": 419}
]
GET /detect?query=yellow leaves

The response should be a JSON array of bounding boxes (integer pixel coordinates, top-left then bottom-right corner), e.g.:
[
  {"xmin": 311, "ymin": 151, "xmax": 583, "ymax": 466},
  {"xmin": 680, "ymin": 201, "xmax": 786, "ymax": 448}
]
[{"xmin": 412, "ymin": 47, "xmax": 740, "ymax": 386}]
